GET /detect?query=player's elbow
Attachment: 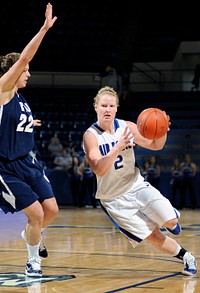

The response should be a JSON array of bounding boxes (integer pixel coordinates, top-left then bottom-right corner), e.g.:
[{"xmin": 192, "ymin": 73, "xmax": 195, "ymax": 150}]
[
  {"xmin": 156, "ymin": 145, "xmax": 165, "ymax": 150},
  {"xmin": 92, "ymin": 165, "xmax": 106, "ymax": 177},
  {"xmin": 18, "ymin": 56, "xmax": 30, "ymax": 68},
  {"xmin": 92, "ymin": 167, "xmax": 104, "ymax": 177},
  {"xmin": 152, "ymin": 138, "xmax": 166, "ymax": 150},
  {"xmin": 148, "ymin": 144, "xmax": 164, "ymax": 151}
]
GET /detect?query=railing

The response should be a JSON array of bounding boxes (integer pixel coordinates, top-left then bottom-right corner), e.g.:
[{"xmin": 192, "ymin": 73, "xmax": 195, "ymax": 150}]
[
  {"xmin": 132, "ymin": 63, "xmax": 165, "ymax": 91},
  {"xmin": 28, "ymin": 65, "xmax": 196, "ymax": 93}
]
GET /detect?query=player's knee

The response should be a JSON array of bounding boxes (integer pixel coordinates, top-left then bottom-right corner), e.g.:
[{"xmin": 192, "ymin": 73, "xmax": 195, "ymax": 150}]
[
  {"xmin": 42, "ymin": 199, "xmax": 59, "ymax": 219},
  {"xmin": 29, "ymin": 208, "xmax": 45, "ymax": 226},
  {"xmin": 164, "ymin": 218, "xmax": 178, "ymax": 229},
  {"xmin": 25, "ymin": 201, "xmax": 45, "ymax": 225},
  {"xmin": 48, "ymin": 204, "xmax": 59, "ymax": 218}
]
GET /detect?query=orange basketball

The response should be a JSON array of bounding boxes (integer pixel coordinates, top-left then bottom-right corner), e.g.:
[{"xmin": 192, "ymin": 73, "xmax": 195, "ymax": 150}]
[{"xmin": 136, "ymin": 108, "xmax": 169, "ymax": 139}]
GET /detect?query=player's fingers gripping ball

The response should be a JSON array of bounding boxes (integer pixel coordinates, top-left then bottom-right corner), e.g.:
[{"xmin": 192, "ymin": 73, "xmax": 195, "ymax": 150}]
[{"xmin": 137, "ymin": 108, "xmax": 169, "ymax": 139}]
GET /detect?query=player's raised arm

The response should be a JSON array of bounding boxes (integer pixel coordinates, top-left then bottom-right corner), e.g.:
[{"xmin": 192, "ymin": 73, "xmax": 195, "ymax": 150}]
[{"xmin": 0, "ymin": 3, "xmax": 57, "ymax": 96}]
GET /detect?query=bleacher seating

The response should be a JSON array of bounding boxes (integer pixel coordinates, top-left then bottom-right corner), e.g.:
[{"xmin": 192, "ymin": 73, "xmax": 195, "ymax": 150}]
[
  {"xmin": 126, "ymin": 91, "xmax": 200, "ymax": 169},
  {"xmin": 23, "ymin": 86, "xmax": 200, "ymax": 170},
  {"xmin": 20, "ymin": 86, "xmax": 200, "ymax": 207}
]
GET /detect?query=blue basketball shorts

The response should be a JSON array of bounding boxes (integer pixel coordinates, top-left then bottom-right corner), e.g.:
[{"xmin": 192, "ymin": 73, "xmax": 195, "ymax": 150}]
[{"xmin": 0, "ymin": 154, "xmax": 55, "ymax": 213}]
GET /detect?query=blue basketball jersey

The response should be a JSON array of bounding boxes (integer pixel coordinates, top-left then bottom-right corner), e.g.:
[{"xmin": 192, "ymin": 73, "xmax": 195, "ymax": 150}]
[{"xmin": 0, "ymin": 92, "xmax": 34, "ymax": 160}]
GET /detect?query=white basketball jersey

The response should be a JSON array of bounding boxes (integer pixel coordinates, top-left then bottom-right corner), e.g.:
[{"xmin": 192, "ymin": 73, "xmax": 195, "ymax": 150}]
[{"xmin": 84, "ymin": 118, "xmax": 144, "ymax": 199}]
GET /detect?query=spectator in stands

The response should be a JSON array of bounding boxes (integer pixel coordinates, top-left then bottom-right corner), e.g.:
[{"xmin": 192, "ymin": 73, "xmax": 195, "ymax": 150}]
[
  {"xmin": 65, "ymin": 138, "xmax": 84, "ymax": 163},
  {"xmin": 147, "ymin": 156, "xmax": 161, "ymax": 189},
  {"xmin": 79, "ymin": 155, "xmax": 97, "ymax": 208},
  {"xmin": 67, "ymin": 138, "xmax": 81, "ymax": 156},
  {"xmin": 66, "ymin": 138, "xmax": 76, "ymax": 155},
  {"xmin": 68, "ymin": 156, "xmax": 82, "ymax": 207},
  {"xmin": 140, "ymin": 159, "xmax": 149, "ymax": 181},
  {"xmin": 170, "ymin": 158, "xmax": 183, "ymax": 209},
  {"xmin": 191, "ymin": 64, "xmax": 200, "ymax": 91},
  {"xmin": 47, "ymin": 136, "xmax": 63, "ymax": 157},
  {"xmin": 105, "ymin": 65, "xmax": 121, "ymax": 95},
  {"xmin": 180, "ymin": 154, "xmax": 197, "ymax": 209},
  {"xmin": 53, "ymin": 147, "xmax": 72, "ymax": 170}
]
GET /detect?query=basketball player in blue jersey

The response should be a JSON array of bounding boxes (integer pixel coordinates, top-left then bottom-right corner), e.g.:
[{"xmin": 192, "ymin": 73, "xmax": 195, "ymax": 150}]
[
  {"xmin": 83, "ymin": 86, "xmax": 197, "ymax": 276},
  {"xmin": 180, "ymin": 153, "xmax": 197, "ymax": 209},
  {"xmin": 0, "ymin": 3, "xmax": 58, "ymax": 277}
]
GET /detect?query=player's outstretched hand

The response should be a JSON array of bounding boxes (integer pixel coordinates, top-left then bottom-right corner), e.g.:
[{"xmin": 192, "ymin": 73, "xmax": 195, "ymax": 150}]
[
  {"xmin": 33, "ymin": 119, "xmax": 42, "ymax": 127},
  {"xmin": 42, "ymin": 3, "xmax": 57, "ymax": 31},
  {"xmin": 116, "ymin": 126, "xmax": 135, "ymax": 151}
]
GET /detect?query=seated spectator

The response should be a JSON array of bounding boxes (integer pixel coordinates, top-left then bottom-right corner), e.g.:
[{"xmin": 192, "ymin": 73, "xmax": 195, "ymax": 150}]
[
  {"xmin": 48, "ymin": 136, "xmax": 63, "ymax": 157},
  {"xmin": 68, "ymin": 156, "xmax": 82, "ymax": 207},
  {"xmin": 140, "ymin": 159, "xmax": 149, "ymax": 181},
  {"xmin": 66, "ymin": 138, "xmax": 76, "ymax": 155},
  {"xmin": 191, "ymin": 64, "xmax": 200, "ymax": 91},
  {"xmin": 79, "ymin": 155, "xmax": 97, "ymax": 208},
  {"xmin": 147, "ymin": 156, "xmax": 161, "ymax": 189},
  {"xmin": 53, "ymin": 148, "xmax": 73, "ymax": 170},
  {"xmin": 170, "ymin": 158, "xmax": 183, "ymax": 209},
  {"xmin": 180, "ymin": 154, "xmax": 197, "ymax": 209}
]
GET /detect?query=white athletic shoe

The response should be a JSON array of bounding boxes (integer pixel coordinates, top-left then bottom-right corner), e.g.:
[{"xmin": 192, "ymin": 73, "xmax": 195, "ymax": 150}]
[
  {"xmin": 25, "ymin": 258, "xmax": 42, "ymax": 277},
  {"xmin": 182, "ymin": 252, "xmax": 197, "ymax": 276}
]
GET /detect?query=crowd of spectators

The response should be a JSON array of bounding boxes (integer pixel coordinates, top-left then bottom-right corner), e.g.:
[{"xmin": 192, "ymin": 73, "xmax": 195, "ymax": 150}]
[
  {"xmin": 140, "ymin": 154, "xmax": 198, "ymax": 210},
  {"xmin": 33, "ymin": 132, "xmax": 198, "ymax": 209}
]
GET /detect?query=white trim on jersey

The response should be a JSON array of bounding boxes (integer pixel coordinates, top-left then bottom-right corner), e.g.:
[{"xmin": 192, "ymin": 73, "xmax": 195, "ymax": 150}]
[{"xmin": 0, "ymin": 105, "xmax": 3, "ymax": 126}]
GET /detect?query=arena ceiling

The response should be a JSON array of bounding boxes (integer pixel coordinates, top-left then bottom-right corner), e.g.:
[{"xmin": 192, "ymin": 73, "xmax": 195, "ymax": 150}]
[{"xmin": 1, "ymin": 1, "xmax": 199, "ymax": 73}]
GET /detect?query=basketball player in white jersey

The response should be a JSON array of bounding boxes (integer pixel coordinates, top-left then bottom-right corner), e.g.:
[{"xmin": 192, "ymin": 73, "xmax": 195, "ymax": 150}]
[
  {"xmin": 83, "ymin": 86, "xmax": 197, "ymax": 276},
  {"xmin": 0, "ymin": 3, "xmax": 58, "ymax": 277}
]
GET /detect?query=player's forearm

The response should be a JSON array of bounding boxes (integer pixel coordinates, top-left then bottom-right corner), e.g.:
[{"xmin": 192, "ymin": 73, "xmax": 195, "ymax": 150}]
[
  {"xmin": 20, "ymin": 28, "xmax": 49, "ymax": 63},
  {"xmin": 149, "ymin": 134, "xmax": 167, "ymax": 150},
  {"xmin": 91, "ymin": 145, "xmax": 120, "ymax": 176}
]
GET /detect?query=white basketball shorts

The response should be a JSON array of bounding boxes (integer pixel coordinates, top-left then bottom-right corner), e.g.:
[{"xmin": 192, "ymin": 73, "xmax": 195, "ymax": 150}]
[{"xmin": 100, "ymin": 181, "xmax": 179, "ymax": 247}]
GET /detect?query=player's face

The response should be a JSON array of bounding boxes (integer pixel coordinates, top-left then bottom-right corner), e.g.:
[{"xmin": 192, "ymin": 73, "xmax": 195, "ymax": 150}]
[
  {"xmin": 95, "ymin": 94, "xmax": 117, "ymax": 122},
  {"xmin": 16, "ymin": 66, "xmax": 31, "ymax": 89}
]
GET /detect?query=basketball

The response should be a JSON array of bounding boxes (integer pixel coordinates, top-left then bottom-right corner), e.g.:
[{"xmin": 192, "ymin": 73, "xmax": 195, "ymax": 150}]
[{"xmin": 136, "ymin": 108, "xmax": 169, "ymax": 139}]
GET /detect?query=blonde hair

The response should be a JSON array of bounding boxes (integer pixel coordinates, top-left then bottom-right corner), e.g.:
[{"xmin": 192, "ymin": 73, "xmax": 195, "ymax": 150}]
[{"xmin": 93, "ymin": 86, "xmax": 119, "ymax": 107}]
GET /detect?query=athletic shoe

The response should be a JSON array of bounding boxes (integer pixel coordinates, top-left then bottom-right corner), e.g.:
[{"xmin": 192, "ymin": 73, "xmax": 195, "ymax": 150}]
[
  {"xmin": 25, "ymin": 258, "xmax": 42, "ymax": 277},
  {"xmin": 182, "ymin": 252, "xmax": 197, "ymax": 276},
  {"xmin": 39, "ymin": 239, "xmax": 48, "ymax": 258},
  {"xmin": 166, "ymin": 223, "xmax": 182, "ymax": 235},
  {"xmin": 21, "ymin": 230, "xmax": 48, "ymax": 258}
]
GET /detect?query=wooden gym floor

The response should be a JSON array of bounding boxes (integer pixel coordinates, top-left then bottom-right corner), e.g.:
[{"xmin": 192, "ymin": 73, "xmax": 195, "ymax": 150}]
[{"xmin": 0, "ymin": 206, "xmax": 199, "ymax": 293}]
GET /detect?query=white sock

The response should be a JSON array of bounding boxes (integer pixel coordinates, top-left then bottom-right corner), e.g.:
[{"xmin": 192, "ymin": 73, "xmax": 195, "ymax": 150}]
[
  {"xmin": 173, "ymin": 244, "xmax": 182, "ymax": 257},
  {"xmin": 26, "ymin": 243, "xmax": 40, "ymax": 260}
]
